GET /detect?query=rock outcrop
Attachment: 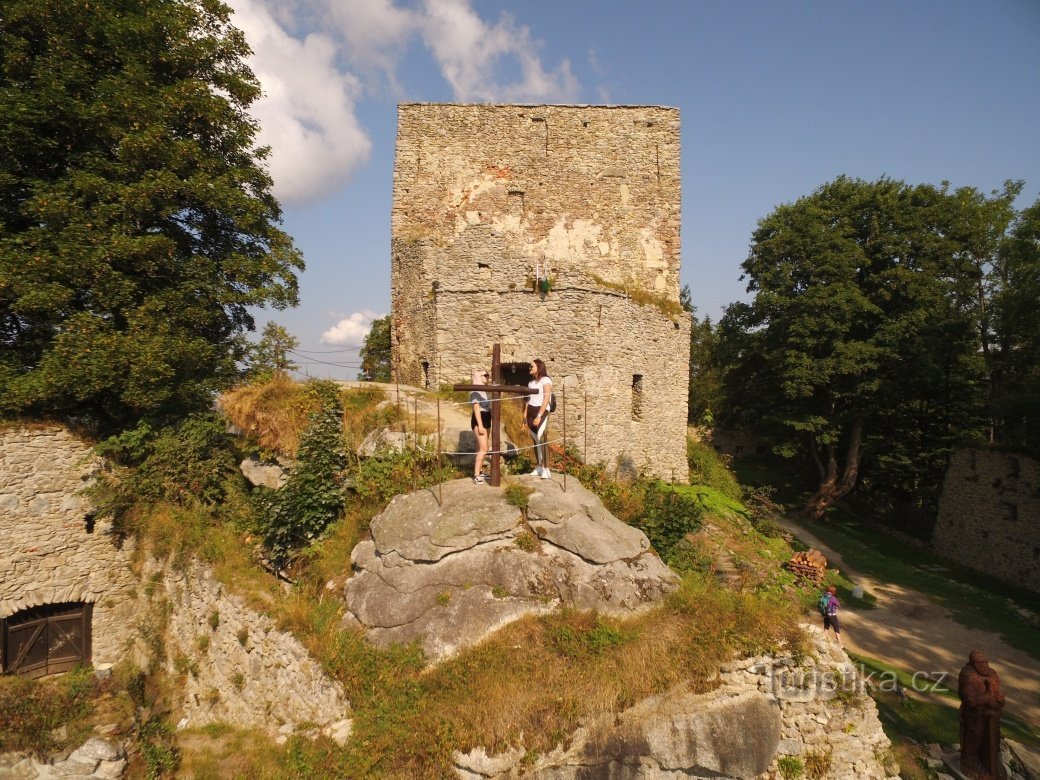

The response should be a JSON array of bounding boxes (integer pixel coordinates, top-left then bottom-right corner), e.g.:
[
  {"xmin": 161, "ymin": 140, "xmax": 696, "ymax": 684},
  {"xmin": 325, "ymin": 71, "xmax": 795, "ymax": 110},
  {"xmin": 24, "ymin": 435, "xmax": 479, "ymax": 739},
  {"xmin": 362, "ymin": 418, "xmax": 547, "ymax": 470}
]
[
  {"xmin": 453, "ymin": 626, "xmax": 899, "ymax": 779},
  {"xmin": 343, "ymin": 476, "xmax": 679, "ymax": 660}
]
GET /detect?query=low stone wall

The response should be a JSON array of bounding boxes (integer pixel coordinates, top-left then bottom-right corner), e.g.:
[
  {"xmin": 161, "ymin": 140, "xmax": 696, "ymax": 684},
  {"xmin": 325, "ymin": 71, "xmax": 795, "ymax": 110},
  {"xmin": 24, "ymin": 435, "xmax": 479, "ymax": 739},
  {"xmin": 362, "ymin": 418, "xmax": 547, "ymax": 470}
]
[
  {"xmin": 0, "ymin": 425, "xmax": 138, "ymax": 666},
  {"xmin": 932, "ymin": 448, "xmax": 1040, "ymax": 593},
  {"xmin": 155, "ymin": 558, "xmax": 350, "ymax": 737}
]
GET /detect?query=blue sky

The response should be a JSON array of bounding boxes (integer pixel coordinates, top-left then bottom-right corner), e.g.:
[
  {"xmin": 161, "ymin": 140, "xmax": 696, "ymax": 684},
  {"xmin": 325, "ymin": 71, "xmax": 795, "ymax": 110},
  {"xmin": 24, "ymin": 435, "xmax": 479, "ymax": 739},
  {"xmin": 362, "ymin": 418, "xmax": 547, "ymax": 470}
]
[{"xmin": 227, "ymin": 0, "xmax": 1040, "ymax": 379}]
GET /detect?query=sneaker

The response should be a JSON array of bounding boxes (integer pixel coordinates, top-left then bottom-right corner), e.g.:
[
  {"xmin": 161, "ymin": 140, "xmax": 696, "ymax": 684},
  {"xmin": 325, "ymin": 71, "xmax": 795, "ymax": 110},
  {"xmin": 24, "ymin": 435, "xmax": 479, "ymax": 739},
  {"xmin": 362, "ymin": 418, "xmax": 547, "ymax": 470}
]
[
  {"xmin": 473, "ymin": 475, "xmax": 485, "ymax": 485},
  {"xmin": 529, "ymin": 469, "xmax": 542, "ymax": 476},
  {"xmin": 540, "ymin": 468, "xmax": 551, "ymax": 479}
]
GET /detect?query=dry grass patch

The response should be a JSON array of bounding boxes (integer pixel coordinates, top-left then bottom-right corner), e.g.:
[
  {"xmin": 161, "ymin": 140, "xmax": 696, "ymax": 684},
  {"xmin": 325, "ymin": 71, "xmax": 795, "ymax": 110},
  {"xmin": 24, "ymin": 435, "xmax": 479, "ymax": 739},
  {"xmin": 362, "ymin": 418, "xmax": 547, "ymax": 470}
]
[
  {"xmin": 261, "ymin": 571, "xmax": 805, "ymax": 777},
  {"xmin": 221, "ymin": 373, "xmax": 313, "ymax": 456},
  {"xmin": 175, "ymin": 725, "xmax": 283, "ymax": 779},
  {"xmin": 419, "ymin": 577, "xmax": 804, "ymax": 771}
]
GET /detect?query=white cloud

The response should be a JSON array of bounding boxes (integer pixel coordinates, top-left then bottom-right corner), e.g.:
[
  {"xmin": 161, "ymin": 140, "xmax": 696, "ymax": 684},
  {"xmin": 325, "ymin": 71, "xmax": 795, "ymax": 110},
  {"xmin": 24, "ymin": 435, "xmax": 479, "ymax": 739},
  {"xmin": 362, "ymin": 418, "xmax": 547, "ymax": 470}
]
[
  {"xmin": 223, "ymin": 0, "xmax": 580, "ymax": 203},
  {"xmin": 325, "ymin": 0, "xmax": 419, "ymax": 76},
  {"xmin": 321, "ymin": 310, "xmax": 383, "ymax": 347},
  {"xmin": 420, "ymin": 0, "xmax": 579, "ymax": 102},
  {"xmin": 226, "ymin": 0, "xmax": 372, "ymax": 203}
]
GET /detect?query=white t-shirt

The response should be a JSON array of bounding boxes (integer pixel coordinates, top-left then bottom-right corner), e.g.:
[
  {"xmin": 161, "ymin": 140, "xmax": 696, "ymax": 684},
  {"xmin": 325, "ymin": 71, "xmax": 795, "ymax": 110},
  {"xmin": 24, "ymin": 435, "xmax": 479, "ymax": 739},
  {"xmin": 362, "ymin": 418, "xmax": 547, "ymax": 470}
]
[{"xmin": 527, "ymin": 376, "xmax": 552, "ymax": 407}]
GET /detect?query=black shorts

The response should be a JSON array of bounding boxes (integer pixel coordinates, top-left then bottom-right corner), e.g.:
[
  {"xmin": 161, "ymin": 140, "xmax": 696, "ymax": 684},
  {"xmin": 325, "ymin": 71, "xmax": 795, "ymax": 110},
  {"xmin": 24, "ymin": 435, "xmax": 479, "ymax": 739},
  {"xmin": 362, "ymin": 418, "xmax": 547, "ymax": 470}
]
[
  {"xmin": 824, "ymin": 615, "xmax": 841, "ymax": 633},
  {"xmin": 471, "ymin": 410, "xmax": 491, "ymax": 430},
  {"xmin": 526, "ymin": 404, "xmax": 549, "ymax": 432}
]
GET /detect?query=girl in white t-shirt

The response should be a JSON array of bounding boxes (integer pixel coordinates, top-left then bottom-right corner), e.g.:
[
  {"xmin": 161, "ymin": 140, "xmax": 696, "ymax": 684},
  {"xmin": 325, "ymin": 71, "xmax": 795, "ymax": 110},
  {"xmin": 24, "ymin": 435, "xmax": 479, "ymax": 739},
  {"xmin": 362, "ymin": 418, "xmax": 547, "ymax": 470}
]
[{"xmin": 526, "ymin": 358, "xmax": 553, "ymax": 479}]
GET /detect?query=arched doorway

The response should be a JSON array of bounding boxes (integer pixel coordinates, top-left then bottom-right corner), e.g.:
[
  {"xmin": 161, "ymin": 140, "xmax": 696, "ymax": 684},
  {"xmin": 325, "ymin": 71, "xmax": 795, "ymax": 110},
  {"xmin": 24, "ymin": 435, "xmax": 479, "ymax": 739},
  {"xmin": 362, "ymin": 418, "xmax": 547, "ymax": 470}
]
[{"xmin": 1, "ymin": 602, "xmax": 92, "ymax": 678}]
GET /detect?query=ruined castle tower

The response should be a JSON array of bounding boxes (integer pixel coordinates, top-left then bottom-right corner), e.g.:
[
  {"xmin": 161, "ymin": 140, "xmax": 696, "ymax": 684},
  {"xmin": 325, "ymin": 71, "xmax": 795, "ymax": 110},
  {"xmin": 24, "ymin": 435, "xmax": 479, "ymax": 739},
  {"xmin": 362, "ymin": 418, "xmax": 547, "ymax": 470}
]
[{"xmin": 391, "ymin": 104, "xmax": 690, "ymax": 481}]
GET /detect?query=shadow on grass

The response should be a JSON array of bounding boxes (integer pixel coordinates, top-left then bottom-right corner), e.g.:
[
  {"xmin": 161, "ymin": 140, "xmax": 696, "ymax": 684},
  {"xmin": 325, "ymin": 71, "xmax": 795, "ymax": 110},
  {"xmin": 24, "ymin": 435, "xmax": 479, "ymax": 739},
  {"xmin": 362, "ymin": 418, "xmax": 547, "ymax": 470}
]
[
  {"xmin": 852, "ymin": 652, "xmax": 1040, "ymax": 749},
  {"xmin": 785, "ymin": 511, "xmax": 1040, "ymax": 662}
]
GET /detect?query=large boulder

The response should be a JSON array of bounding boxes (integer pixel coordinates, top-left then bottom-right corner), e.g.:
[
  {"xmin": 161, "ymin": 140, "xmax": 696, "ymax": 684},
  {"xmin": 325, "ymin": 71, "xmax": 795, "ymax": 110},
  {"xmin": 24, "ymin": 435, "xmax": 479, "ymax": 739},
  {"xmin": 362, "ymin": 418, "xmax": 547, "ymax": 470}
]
[
  {"xmin": 343, "ymin": 476, "xmax": 679, "ymax": 661},
  {"xmin": 454, "ymin": 688, "xmax": 780, "ymax": 779}
]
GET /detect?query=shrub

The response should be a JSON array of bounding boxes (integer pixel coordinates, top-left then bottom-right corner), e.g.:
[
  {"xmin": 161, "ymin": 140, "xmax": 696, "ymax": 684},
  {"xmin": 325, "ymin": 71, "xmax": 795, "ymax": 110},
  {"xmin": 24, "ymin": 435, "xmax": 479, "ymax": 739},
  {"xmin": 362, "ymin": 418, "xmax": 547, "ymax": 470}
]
[
  {"xmin": 94, "ymin": 413, "xmax": 243, "ymax": 529},
  {"xmin": 686, "ymin": 438, "xmax": 741, "ymax": 499},
  {"xmin": 257, "ymin": 382, "xmax": 347, "ymax": 565},
  {"xmin": 350, "ymin": 448, "xmax": 456, "ymax": 507},
  {"xmin": 777, "ymin": 755, "xmax": 804, "ymax": 779},
  {"xmin": 632, "ymin": 482, "xmax": 704, "ymax": 565},
  {"xmin": 0, "ymin": 666, "xmax": 93, "ymax": 753},
  {"xmin": 504, "ymin": 483, "xmax": 533, "ymax": 510},
  {"xmin": 804, "ymin": 750, "xmax": 832, "ymax": 779}
]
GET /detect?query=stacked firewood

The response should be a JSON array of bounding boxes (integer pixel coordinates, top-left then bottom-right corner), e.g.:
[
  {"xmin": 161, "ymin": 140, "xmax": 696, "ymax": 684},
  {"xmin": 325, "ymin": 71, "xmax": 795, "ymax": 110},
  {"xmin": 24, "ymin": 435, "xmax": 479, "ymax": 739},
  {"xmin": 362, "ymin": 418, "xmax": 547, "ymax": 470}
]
[{"xmin": 785, "ymin": 549, "xmax": 827, "ymax": 584}]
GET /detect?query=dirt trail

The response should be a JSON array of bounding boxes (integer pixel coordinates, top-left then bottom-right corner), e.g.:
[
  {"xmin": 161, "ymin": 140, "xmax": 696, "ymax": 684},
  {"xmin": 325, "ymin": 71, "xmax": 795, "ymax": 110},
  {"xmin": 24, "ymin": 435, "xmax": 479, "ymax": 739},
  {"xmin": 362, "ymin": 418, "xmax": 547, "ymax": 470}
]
[{"xmin": 773, "ymin": 515, "xmax": 1040, "ymax": 728}]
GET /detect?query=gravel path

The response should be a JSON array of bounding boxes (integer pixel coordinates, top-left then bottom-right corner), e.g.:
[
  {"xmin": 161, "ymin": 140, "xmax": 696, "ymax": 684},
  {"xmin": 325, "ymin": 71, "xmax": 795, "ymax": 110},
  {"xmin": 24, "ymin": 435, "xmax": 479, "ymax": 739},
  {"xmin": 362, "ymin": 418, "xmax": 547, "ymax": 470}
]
[{"xmin": 772, "ymin": 514, "xmax": 1040, "ymax": 728}]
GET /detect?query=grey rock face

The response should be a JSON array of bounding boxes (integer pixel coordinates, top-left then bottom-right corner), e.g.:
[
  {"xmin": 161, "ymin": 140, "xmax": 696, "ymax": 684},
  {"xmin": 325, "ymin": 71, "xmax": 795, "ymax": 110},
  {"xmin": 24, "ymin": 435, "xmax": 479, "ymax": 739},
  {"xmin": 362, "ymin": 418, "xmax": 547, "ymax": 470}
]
[
  {"xmin": 239, "ymin": 457, "xmax": 286, "ymax": 489},
  {"xmin": 452, "ymin": 689, "xmax": 780, "ymax": 780},
  {"xmin": 343, "ymin": 476, "xmax": 679, "ymax": 661}
]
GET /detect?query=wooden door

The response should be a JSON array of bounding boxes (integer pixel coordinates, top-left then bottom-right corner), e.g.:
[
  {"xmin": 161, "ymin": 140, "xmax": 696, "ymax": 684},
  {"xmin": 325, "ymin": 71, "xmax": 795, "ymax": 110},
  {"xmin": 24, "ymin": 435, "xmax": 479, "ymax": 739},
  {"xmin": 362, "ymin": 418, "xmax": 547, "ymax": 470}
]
[{"xmin": 1, "ymin": 602, "xmax": 92, "ymax": 678}]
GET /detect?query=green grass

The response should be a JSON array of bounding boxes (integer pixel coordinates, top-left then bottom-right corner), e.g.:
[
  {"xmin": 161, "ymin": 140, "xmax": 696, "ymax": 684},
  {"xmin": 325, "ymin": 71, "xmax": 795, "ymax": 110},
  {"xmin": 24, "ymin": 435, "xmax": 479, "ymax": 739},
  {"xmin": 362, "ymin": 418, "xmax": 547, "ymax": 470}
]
[{"xmin": 785, "ymin": 511, "xmax": 1040, "ymax": 660}]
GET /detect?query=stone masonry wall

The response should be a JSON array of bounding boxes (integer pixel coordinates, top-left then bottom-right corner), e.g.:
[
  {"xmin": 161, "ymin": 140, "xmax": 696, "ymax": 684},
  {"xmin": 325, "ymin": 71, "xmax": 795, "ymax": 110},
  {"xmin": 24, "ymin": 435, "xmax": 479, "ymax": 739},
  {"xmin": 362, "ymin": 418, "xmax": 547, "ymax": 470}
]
[
  {"xmin": 932, "ymin": 447, "xmax": 1040, "ymax": 592},
  {"xmin": 391, "ymin": 104, "xmax": 689, "ymax": 480},
  {"xmin": 0, "ymin": 425, "xmax": 139, "ymax": 666},
  {"xmin": 153, "ymin": 557, "xmax": 351, "ymax": 736}
]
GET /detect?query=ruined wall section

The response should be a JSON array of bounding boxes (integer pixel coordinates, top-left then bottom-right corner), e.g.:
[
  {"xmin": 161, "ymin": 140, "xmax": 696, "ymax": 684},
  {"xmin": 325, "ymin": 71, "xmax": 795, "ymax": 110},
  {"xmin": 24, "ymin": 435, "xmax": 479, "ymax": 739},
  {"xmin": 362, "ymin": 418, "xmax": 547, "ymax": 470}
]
[
  {"xmin": 932, "ymin": 448, "xmax": 1040, "ymax": 592},
  {"xmin": 435, "ymin": 289, "xmax": 690, "ymax": 479},
  {"xmin": 391, "ymin": 104, "xmax": 682, "ymax": 385},
  {"xmin": 0, "ymin": 425, "xmax": 139, "ymax": 665}
]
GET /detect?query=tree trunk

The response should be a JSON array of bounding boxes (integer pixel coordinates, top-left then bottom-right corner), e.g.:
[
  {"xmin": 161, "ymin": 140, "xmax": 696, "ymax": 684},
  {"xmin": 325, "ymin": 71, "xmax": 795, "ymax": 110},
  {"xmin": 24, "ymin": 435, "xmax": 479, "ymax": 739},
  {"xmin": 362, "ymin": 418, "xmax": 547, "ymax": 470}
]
[{"xmin": 803, "ymin": 418, "xmax": 863, "ymax": 520}]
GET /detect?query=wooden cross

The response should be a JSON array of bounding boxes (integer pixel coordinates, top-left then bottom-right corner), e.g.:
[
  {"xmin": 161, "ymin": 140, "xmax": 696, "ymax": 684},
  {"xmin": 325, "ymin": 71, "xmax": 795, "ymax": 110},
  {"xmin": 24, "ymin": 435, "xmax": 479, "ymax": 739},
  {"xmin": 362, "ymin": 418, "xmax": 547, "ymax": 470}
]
[{"xmin": 453, "ymin": 343, "xmax": 533, "ymax": 486}]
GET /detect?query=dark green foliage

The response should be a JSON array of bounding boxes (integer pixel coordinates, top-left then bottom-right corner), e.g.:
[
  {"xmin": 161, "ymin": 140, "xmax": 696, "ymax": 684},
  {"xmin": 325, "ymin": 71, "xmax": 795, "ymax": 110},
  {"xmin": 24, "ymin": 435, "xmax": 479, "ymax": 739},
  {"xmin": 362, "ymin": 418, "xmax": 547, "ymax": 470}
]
[
  {"xmin": 139, "ymin": 715, "xmax": 180, "ymax": 778},
  {"xmin": 688, "ymin": 314, "xmax": 723, "ymax": 426},
  {"xmin": 630, "ymin": 482, "xmax": 704, "ymax": 565},
  {"xmin": 257, "ymin": 382, "xmax": 346, "ymax": 564},
  {"xmin": 993, "ymin": 198, "xmax": 1040, "ymax": 452},
  {"xmin": 350, "ymin": 448, "xmax": 457, "ymax": 507},
  {"xmin": 0, "ymin": 0, "xmax": 302, "ymax": 432},
  {"xmin": 94, "ymin": 412, "xmax": 242, "ymax": 525},
  {"xmin": 360, "ymin": 316, "xmax": 392, "ymax": 382},
  {"xmin": 719, "ymin": 176, "xmax": 1021, "ymax": 520}
]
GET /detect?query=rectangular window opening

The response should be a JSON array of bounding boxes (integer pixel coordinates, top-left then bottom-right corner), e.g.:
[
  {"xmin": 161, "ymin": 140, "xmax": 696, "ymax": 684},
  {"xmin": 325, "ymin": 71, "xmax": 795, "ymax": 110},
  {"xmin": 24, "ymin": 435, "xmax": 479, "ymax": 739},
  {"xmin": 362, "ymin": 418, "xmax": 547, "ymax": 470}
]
[{"xmin": 631, "ymin": 374, "xmax": 644, "ymax": 421}]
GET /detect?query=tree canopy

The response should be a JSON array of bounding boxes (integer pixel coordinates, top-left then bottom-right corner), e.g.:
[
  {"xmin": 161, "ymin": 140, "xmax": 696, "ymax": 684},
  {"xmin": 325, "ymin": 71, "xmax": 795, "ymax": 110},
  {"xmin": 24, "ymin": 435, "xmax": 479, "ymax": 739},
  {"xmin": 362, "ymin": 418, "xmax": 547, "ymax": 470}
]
[
  {"xmin": 0, "ymin": 0, "xmax": 303, "ymax": 431},
  {"xmin": 719, "ymin": 176, "xmax": 1024, "ymax": 520},
  {"xmin": 245, "ymin": 322, "xmax": 299, "ymax": 381},
  {"xmin": 360, "ymin": 316, "xmax": 391, "ymax": 382}
]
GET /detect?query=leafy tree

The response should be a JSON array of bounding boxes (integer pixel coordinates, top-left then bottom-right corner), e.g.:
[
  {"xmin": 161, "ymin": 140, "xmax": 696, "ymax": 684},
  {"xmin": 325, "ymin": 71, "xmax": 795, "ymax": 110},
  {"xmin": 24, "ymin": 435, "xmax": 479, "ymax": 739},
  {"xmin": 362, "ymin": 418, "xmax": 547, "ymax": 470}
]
[
  {"xmin": 245, "ymin": 322, "xmax": 299, "ymax": 380},
  {"xmin": 688, "ymin": 314, "xmax": 722, "ymax": 427},
  {"xmin": 0, "ymin": 0, "xmax": 303, "ymax": 432},
  {"xmin": 720, "ymin": 176, "xmax": 1002, "ymax": 520},
  {"xmin": 359, "ymin": 315, "xmax": 391, "ymax": 381},
  {"xmin": 992, "ymin": 198, "xmax": 1040, "ymax": 451}
]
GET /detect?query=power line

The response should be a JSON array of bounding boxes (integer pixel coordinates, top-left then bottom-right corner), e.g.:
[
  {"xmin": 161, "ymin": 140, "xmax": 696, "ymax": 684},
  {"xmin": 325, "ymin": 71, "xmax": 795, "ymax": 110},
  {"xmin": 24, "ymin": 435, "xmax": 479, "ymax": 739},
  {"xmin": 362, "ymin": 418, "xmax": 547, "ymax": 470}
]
[{"xmin": 293, "ymin": 346, "xmax": 363, "ymax": 354}]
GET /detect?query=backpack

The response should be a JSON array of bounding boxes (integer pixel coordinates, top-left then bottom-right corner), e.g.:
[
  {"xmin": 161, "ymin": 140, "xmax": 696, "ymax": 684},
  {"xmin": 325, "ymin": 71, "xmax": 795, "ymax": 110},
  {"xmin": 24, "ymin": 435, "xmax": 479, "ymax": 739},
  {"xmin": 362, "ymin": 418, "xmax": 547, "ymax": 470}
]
[
  {"xmin": 548, "ymin": 392, "xmax": 557, "ymax": 413},
  {"xmin": 817, "ymin": 593, "xmax": 831, "ymax": 616}
]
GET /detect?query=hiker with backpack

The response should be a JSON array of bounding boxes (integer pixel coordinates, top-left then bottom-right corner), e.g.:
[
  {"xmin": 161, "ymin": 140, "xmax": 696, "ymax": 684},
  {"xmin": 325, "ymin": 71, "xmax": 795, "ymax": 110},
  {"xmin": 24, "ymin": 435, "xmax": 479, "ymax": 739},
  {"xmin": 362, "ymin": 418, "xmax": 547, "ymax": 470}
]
[{"xmin": 818, "ymin": 585, "xmax": 843, "ymax": 648}]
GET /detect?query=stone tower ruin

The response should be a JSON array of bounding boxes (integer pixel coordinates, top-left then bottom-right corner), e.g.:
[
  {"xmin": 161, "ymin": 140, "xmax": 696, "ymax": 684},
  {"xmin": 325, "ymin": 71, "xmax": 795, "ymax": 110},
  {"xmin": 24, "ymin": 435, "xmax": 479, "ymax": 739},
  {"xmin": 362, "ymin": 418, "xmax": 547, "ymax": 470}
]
[{"xmin": 390, "ymin": 104, "xmax": 690, "ymax": 481}]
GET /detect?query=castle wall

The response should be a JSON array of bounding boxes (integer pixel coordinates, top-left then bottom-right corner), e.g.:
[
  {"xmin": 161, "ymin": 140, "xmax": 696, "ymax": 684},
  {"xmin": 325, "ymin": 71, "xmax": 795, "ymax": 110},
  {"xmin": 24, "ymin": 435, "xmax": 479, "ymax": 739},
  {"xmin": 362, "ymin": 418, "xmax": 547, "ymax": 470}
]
[
  {"xmin": 391, "ymin": 104, "xmax": 689, "ymax": 480},
  {"xmin": 0, "ymin": 425, "xmax": 139, "ymax": 665},
  {"xmin": 932, "ymin": 448, "xmax": 1040, "ymax": 592}
]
